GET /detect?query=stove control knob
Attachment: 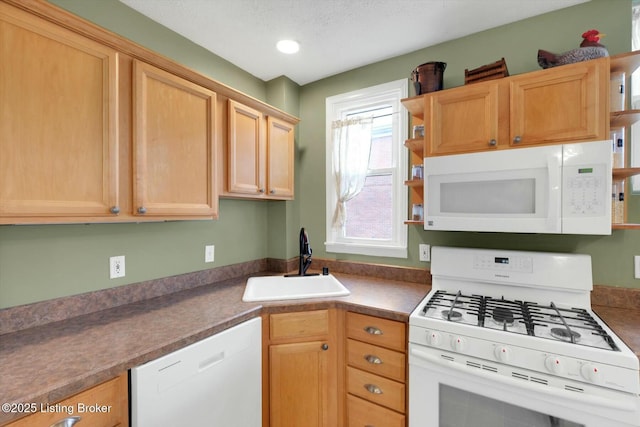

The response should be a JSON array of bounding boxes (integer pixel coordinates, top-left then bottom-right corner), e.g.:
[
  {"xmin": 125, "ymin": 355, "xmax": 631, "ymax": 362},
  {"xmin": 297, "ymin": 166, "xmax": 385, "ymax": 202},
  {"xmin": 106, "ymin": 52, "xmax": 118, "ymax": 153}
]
[
  {"xmin": 580, "ymin": 364, "xmax": 602, "ymax": 384},
  {"xmin": 544, "ymin": 355, "xmax": 565, "ymax": 375},
  {"xmin": 494, "ymin": 345, "xmax": 511, "ymax": 363},
  {"xmin": 427, "ymin": 331, "xmax": 442, "ymax": 346},
  {"xmin": 451, "ymin": 336, "xmax": 466, "ymax": 352}
]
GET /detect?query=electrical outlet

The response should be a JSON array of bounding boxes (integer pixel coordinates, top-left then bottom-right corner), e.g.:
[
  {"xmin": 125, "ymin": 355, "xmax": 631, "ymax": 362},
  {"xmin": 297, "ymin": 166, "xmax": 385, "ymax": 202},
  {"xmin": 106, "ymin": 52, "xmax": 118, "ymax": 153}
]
[
  {"xmin": 205, "ymin": 245, "xmax": 215, "ymax": 263},
  {"xmin": 635, "ymin": 256, "xmax": 640, "ymax": 279},
  {"xmin": 419, "ymin": 244, "xmax": 430, "ymax": 262},
  {"xmin": 109, "ymin": 255, "xmax": 125, "ymax": 279}
]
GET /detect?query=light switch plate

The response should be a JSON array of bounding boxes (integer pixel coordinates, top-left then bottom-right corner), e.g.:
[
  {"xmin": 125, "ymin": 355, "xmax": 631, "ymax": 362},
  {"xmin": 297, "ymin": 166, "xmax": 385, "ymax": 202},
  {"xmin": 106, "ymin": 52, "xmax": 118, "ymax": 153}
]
[
  {"xmin": 205, "ymin": 245, "xmax": 215, "ymax": 263},
  {"xmin": 109, "ymin": 255, "xmax": 125, "ymax": 279},
  {"xmin": 419, "ymin": 244, "xmax": 430, "ymax": 262},
  {"xmin": 635, "ymin": 255, "xmax": 640, "ymax": 279}
]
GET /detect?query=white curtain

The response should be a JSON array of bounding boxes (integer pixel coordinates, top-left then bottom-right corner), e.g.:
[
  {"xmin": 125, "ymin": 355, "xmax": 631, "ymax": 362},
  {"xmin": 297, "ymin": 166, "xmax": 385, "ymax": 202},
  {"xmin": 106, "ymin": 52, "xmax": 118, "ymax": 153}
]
[{"xmin": 331, "ymin": 117, "xmax": 373, "ymax": 228}]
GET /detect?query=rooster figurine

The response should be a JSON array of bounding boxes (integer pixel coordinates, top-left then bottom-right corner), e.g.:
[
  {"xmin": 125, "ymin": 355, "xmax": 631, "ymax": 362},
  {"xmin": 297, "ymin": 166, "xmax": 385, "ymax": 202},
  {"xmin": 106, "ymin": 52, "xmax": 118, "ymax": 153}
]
[{"xmin": 537, "ymin": 29, "xmax": 608, "ymax": 69}]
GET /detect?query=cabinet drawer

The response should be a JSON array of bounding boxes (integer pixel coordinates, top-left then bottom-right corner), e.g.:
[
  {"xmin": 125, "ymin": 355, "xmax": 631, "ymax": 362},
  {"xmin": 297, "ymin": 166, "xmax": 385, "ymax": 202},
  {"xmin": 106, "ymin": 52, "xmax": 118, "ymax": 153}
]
[
  {"xmin": 270, "ymin": 309, "xmax": 329, "ymax": 340},
  {"xmin": 346, "ymin": 312, "xmax": 406, "ymax": 351},
  {"xmin": 347, "ymin": 367, "xmax": 405, "ymax": 413},
  {"xmin": 6, "ymin": 373, "xmax": 128, "ymax": 427},
  {"xmin": 347, "ymin": 394, "xmax": 405, "ymax": 427},
  {"xmin": 347, "ymin": 339, "xmax": 405, "ymax": 382}
]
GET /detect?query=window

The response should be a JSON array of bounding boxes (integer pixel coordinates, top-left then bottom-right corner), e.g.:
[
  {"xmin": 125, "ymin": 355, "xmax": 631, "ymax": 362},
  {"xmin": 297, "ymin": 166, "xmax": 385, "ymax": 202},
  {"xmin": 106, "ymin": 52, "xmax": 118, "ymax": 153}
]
[{"xmin": 325, "ymin": 79, "xmax": 408, "ymax": 258}]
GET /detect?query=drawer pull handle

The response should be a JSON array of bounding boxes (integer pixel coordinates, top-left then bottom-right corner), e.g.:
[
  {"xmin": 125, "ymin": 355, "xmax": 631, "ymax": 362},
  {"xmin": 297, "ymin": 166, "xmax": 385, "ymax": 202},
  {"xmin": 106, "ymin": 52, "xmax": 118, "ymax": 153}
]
[
  {"xmin": 364, "ymin": 383, "xmax": 383, "ymax": 394},
  {"xmin": 364, "ymin": 354, "xmax": 382, "ymax": 364},
  {"xmin": 50, "ymin": 416, "xmax": 82, "ymax": 427},
  {"xmin": 364, "ymin": 326, "xmax": 383, "ymax": 335}
]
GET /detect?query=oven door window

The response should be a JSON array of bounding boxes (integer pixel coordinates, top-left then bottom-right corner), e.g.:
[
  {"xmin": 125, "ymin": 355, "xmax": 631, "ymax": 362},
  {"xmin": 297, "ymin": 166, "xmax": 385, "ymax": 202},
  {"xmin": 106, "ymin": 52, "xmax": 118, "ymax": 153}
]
[{"xmin": 440, "ymin": 384, "xmax": 583, "ymax": 427}]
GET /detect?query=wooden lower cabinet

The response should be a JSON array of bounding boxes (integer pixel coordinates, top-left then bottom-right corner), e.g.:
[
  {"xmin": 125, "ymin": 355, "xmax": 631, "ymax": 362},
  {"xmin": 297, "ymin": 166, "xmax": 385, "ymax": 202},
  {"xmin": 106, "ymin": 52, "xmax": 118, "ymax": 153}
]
[
  {"xmin": 270, "ymin": 340, "xmax": 331, "ymax": 427},
  {"xmin": 265, "ymin": 309, "xmax": 338, "ymax": 427},
  {"xmin": 345, "ymin": 312, "xmax": 407, "ymax": 427},
  {"xmin": 5, "ymin": 373, "xmax": 128, "ymax": 427},
  {"xmin": 265, "ymin": 309, "xmax": 408, "ymax": 427},
  {"xmin": 347, "ymin": 395, "xmax": 405, "ymax": 427}
]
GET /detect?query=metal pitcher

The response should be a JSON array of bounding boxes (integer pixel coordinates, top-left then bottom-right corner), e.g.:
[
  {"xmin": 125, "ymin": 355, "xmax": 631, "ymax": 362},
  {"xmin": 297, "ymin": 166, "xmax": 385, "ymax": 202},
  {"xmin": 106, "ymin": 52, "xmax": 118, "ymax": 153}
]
[{"xmin": 411, "ymin": 61, "xmax": 447, "ymax": 95}]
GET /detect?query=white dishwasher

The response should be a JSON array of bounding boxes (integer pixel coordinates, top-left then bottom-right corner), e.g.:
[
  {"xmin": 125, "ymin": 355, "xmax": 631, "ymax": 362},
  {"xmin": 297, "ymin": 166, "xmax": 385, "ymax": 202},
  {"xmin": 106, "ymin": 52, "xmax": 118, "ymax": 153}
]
[{"xmin": 131, "ymin": 317, "xmax": 261, "ymax": 426}]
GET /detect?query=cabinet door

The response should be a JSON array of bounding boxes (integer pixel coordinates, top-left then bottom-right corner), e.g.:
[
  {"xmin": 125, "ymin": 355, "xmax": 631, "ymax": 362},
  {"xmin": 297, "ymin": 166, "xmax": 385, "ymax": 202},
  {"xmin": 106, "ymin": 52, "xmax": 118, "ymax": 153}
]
[
  {"xmin": 427, "ymin": 82, "xmax": 503, "ymax": 156},
  {"xmin": 228, "ymin": 100, "xmax": 265, "ymax": 195},
  {"xmin": 270, "ymin": 341, "xmax": 331, "ymax": 427},
  {"xmin": 267, "ymin": 117, "xmax": 294, "ymax": 199},
  {"xmin": 510, "ymin": 58, "xmax": 608, "ymax": 147},
  {"xmin": 5, "ymin": 373, "xmax": 128, "ymax": 427},
  {"xmin": 133, "ymin": 60, "xmax": 217, "ymax": 217},
  {"xmin": 0, "ymin": 4, "xmax": 118, "ymax": 221}
]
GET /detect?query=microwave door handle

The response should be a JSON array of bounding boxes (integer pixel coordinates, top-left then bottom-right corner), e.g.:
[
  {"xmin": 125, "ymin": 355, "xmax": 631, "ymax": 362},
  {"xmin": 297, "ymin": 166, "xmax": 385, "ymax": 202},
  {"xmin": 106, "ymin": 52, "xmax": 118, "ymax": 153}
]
[{"xmin": 546, "ymin": 152, "xmax": 562, "ymax": 232}]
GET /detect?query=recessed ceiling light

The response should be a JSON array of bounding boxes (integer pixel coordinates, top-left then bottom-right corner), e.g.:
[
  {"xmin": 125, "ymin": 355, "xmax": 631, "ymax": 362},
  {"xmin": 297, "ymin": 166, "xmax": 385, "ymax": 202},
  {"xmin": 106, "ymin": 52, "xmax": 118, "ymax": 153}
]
[{"xmin": 276, "ymin": 39, "xmax": 300, "ymax": 54}]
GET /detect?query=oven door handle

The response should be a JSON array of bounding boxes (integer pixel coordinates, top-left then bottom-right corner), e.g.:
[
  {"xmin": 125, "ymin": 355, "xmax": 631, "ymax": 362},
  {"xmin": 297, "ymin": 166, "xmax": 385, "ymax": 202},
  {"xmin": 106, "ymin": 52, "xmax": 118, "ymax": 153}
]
[{"xmin": 410, "ymin": 348, "xmax": 638, "ymax": 413}]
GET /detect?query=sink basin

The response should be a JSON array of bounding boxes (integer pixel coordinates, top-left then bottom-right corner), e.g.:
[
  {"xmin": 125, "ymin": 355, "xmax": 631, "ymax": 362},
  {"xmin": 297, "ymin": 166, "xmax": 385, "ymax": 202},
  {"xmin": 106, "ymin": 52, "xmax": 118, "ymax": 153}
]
[{"xmin": 242, "ymin": 274, "xmax": 350, "ymax": 302}]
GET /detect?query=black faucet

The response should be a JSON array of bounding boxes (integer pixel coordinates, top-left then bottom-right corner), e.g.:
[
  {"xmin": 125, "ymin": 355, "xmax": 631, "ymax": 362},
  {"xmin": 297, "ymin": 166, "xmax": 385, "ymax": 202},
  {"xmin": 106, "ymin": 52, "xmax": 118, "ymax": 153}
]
[{"xmin": 286, "ymin": 228, "xmax": 319, "ymax": 277}]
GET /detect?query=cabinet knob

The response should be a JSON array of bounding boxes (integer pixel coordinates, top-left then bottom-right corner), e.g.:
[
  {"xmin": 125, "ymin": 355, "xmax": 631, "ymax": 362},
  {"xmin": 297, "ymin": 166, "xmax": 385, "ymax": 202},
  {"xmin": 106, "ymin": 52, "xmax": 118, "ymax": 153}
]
[
  {"xmin": 270, "ymin": 189, "xmax": 276, "ymax": 194},
  {"xmin": 489, "ymin": 139, "xmax": 497, "ymax": 146},
  {"xmin": 364, "ymin": 354, "xmax": 383, "ymax": 364},
  {"xmin": 137, "ymin": 206, "xmax": 147, "ymax": 214},
  {"xmin": 50, "ymin": 416, "xmax": 82, "ymax": 427},
  {"xmin": 321, "ymin": 343, "xmax": 329, "ymax": 351},
  {"xmin": 364, "ymin": 326, "xmax": 383, "ymax": 335},
  {"xmin": 513, "ymin": 135, "xmax": 522, "ymax": 144},
  {"xmin": 364, "ymin": 383, "xmax": 383, "ymax": 394},
  {"xmin": 110, "ymin": 206, "xmax": 120, "ymax": 214},
  {"xmin": 258, "ymin": 188, "xmax": 265, "ymax": 193}
]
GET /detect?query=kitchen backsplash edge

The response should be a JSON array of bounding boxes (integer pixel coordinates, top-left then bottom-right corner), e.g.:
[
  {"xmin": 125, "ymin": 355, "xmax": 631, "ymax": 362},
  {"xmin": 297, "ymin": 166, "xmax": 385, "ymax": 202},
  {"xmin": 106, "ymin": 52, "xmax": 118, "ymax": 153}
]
[{"xmin": 0, "ymin": 257, "xmax": 635, "ymax": 335}]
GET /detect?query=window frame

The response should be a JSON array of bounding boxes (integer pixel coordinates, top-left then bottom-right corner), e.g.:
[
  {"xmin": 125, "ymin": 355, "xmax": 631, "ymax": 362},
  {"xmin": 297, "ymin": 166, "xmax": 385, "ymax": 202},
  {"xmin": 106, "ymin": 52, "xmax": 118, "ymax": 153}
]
[{"xmin": 324, "ymin": 79, "xmax": 408, "ymax": 258}]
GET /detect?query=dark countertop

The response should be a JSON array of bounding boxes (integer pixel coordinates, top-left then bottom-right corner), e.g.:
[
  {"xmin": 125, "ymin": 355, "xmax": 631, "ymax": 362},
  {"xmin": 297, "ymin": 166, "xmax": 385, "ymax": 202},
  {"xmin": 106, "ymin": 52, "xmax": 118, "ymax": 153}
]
[
  {"xmin": 593, "ymin": 305, "xmax": 640, "ymax": 359},
  {"xmin": 0, "ymin": 273, "xmax": 429, "ymax": 425},
  {"xmin": 1, "ymin": 272, "xmax": 638, "ymax": 425}
]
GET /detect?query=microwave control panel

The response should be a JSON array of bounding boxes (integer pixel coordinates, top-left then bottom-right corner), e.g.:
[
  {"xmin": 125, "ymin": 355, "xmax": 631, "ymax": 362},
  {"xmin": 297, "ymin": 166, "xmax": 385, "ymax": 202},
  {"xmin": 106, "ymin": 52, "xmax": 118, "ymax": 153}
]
[{"xmin": 563, "ymin": 164, "xmax": 606, "ymax": 217}]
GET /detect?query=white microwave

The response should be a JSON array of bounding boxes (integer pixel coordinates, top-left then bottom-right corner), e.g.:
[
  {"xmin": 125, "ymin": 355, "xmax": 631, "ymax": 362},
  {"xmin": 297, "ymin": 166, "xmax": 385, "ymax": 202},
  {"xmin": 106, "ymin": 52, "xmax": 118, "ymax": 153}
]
[{"xmin": 424, "ymin": 140, "xmax": 612, "ymax": 234}]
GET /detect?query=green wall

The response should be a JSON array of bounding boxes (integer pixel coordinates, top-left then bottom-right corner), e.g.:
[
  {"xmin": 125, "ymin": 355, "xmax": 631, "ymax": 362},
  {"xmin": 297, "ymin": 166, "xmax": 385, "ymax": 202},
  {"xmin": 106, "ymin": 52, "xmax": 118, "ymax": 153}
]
[
  {"xmin": 0, "ymin": 0, "xmax": 295, "ymax": 308},
  {"xmin": 297, "ymin": 0, "xmax": 640, "ymax": 287},
  {"xmin": 1, "ymin": 0, "xmax": 637, "ymax": 309}
]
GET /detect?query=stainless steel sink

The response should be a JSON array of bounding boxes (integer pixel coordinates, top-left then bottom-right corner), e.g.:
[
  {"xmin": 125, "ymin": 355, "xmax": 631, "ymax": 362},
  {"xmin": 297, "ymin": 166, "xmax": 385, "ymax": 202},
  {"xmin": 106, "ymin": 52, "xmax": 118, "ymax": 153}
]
[{"xmin": 242, "ymin": 274, "xmax": 350, "ymax": 302}]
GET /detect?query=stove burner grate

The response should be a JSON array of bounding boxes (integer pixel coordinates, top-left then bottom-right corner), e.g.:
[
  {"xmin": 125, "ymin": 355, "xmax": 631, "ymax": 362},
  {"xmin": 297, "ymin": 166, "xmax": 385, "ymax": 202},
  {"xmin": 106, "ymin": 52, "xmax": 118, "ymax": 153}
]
[
  {"xmin": 441, "ymin": 309, "xmax": 463, "ymax": 322},
  {"xmin": 422, "ymin": 291, "xmax": 620, "ymax": 351},
  {"xmin": 550, "ymin": 327, "xmax": 581, "ymax": 343},
  {"xmin": 491, "ymin": 306, "xmax": 515, "ymax": 325}
]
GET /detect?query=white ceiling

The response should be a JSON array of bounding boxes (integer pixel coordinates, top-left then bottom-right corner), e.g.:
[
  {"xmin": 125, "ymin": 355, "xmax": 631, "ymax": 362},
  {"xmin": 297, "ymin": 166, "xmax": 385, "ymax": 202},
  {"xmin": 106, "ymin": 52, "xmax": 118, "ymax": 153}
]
[{"xmin": 119, "ymin": 0, "xmax": 589, "ymax": 85}]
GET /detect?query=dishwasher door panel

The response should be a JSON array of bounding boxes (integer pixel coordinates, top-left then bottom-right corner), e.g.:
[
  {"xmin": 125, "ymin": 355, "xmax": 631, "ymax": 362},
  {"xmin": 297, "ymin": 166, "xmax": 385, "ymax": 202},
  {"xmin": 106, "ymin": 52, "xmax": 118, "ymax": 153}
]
[{"xmin": 131, "ymin": 317, "xmax": 261, "ymax": 426}]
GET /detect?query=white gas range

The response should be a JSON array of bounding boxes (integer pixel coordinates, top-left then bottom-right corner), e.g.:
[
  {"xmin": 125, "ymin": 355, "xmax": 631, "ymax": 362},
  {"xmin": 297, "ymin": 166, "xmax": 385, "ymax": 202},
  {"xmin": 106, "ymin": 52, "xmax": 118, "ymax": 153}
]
[{"xmin": 408, "ymin": 246, "xmax": 640, "ymax": 427}]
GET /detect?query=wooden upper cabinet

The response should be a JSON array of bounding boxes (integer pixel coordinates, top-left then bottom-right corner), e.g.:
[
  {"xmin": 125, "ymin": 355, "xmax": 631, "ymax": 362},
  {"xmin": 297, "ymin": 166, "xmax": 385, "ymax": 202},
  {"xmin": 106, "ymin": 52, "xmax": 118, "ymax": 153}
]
[
  {"xmin": 426, "ymin": 81, "xmax": 507, "ymax": 156},
  {"xmin": 226, "ymin": 100, "xmax": 296, "ymax": 200},
  {"xmin": 0, "ymin": 3, "xmax": 119, "ymax": 221},
  {"xmin": 267, "ymin": 117, "xmax": 295, "ymax": 198},
  {"xmin": 228, "ymin": 99, "xmax": 264, "ymax": 195},
  {"xmin": 133, "ymin": 60, "xmax": 217, "ymax": 218},
  {"xmin": 421, "ymin": 57, "xmax": 609, "ymax": 157},
  {"xmin": 509, "ymin": 57, "xmax": 608, "ymax": 147}
]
